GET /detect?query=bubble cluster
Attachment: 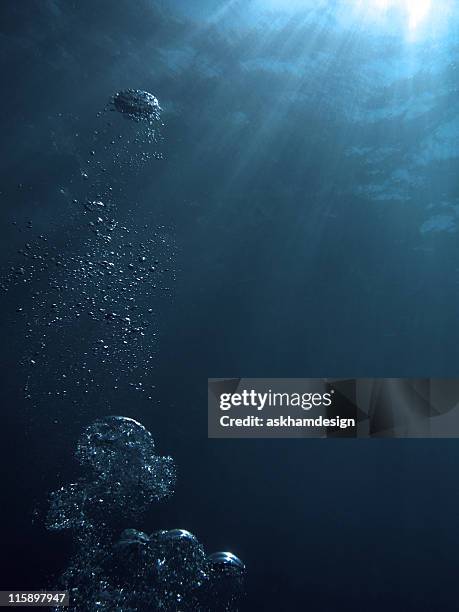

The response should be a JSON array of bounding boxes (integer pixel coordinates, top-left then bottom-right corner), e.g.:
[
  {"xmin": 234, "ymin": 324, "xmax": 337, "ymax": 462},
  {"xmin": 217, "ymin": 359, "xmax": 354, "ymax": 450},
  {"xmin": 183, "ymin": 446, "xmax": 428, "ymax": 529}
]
[
  {"xmin": 5, "ymin": 218, "xmax": 175, "ymax": 407},
  {"xmin": 1, "ymin": 95, "xmax": 173, "ymax": 408},
  {"xmin": 5, "ymin": 89, "xmax": 246, "ymax": 609},
  {"xmin": 47, "ymin": 483, "xmax": 88, "ymax": 532},
  {"xmin": 47, "ymin": 418, "xmax": 245, "ymax": 611},
  {"xmin": 47, "ymin": 417, "xmax": 176, "ymax": 528},
  {"xmin": 105, "ymin": 89, "xmax": 164, "ymax": 155},
  {"xmin": 111, "ymin": 89, "xmax": 162, "ymax": 124},
  {"xmin": 75, "ymin": 416, "xmax": 176, "ymax": 511}
]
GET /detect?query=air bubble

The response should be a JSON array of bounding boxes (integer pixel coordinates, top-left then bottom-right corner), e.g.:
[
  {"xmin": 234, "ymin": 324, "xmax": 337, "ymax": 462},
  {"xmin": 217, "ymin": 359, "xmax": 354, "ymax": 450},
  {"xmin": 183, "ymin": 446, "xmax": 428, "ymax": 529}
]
[
  {"xmin": 46, "ymin": 418, "xmax": 245, "ymax": 611},
  {"xmin": 111, "ymin": 89, "xmax": 162, "ymax": 124}
]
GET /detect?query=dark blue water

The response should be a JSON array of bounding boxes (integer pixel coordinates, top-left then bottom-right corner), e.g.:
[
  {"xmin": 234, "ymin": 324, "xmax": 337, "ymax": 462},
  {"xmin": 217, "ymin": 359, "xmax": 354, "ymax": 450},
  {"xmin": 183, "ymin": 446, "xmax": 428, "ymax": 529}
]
[{"xmin": 1, "ymin": 0, "xmax": 459, "ymax": 609}]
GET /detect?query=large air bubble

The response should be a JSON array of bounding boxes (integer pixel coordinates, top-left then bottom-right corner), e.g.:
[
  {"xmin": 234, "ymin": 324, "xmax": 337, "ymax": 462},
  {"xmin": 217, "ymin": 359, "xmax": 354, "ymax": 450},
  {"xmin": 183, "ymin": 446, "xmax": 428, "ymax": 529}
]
[{"xmin": 111, "ymin": 89, "xmax": 162, "ymax": 123}]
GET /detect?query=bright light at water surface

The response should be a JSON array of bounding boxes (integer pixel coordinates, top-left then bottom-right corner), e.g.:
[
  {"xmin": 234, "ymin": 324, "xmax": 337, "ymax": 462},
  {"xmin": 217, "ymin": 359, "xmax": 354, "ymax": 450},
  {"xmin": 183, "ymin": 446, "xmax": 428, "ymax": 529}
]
[
  {"xmin": 259, "ymin": 0, "xmax": 451, "ymax": 41},
  {"xmin": 405, "ymin": 0, "xmax": 431, "ymax": 31},
  {"xmin": 370, "ymin": 0, "xmax": 432, "ymax": 31}
]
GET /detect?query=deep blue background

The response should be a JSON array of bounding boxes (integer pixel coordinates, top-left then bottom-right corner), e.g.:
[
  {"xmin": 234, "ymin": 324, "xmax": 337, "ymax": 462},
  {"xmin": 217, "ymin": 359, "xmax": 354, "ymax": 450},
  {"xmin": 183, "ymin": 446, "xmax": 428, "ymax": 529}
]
[{"xmin": 1, "ymin": 1, "xmax": 459, "ymax": 610}]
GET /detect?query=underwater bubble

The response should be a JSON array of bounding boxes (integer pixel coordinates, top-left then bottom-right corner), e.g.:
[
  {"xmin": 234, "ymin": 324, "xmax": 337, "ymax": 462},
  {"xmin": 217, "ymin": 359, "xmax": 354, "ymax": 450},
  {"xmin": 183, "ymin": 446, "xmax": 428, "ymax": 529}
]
[
  {"xmin": 207, "ymin": 551, "xmax": 246, "ymax": 586},
  {"xmin": 150, "ymin": 529, "xmax": 208, "ymax": 609},
  {"xmin": 46, "ymin": 419, "xmax": 245, "ymax": 611},
  {"xmin": 74, "ymin": 416, "xmax": 176, "ymax": 514},
  {"xmin": 151, "ymin": 528, "xmax": 207, "ymax": 585},
  {"xmin": 46, "ymin": 418, "xmax": 176, "ymax": 534},
  {"xmin": 115, "ymin": 529, "xmax": 150, "ymax": 547},
  {"xmin": 155, "ymin": 528, "xmax": 196, "ymax": 542},
  {"xmin": 111, "ymin": 89, "xmax": 162, "ymax": 123},
  {"xmin": 46, "ymin": 483, "xmax": 89, "ymax": 531},
  {"xmin": 3, "ymin": 105, "xmax": 173, "ymax": 408},
  {"xmin": 208, "ymin": 551, "xmax": 245, "ymax": 571},
  {"xmin": 75, "ymin": 416, "xmax": 156, "ymax": 471},
  {"xmin": 202, "ymin": 551, "xmax": 246, "ymax": 611},
  {"xmin": 150, "ymin": 529, "xmax": 206, "ymax": 588},
  {"xmin": 111, "ymin": 529, "xmax": 154, "ymax": 587}
]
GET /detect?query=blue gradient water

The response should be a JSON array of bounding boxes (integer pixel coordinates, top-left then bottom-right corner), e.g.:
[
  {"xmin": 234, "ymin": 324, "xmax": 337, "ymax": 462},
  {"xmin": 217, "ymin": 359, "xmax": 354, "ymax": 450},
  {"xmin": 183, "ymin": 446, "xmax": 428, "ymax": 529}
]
[{"xmin": 1, "ymin": 1, "xmax": 459, "ymax": 610}]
